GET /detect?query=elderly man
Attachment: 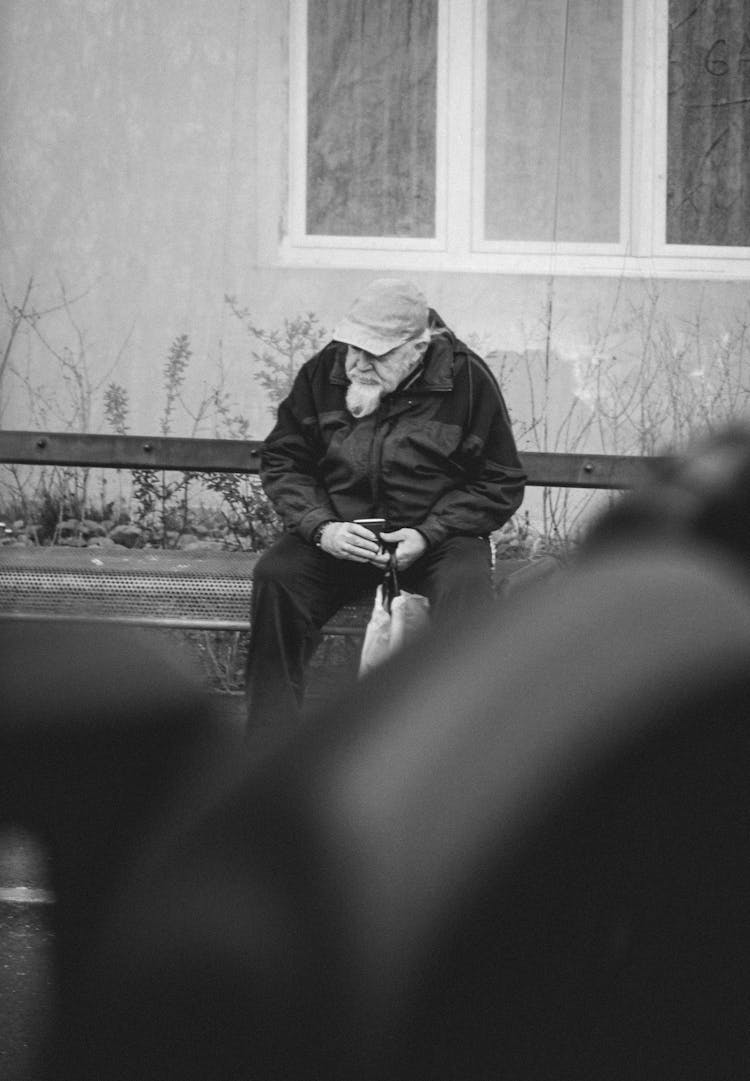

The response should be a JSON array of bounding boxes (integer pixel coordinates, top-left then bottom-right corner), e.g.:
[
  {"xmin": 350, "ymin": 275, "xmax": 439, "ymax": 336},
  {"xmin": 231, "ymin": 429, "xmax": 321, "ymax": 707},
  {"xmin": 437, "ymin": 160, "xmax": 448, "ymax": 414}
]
[{"xmin": 245, "ymin": 278, "xmax": 526, "ymax": 727}]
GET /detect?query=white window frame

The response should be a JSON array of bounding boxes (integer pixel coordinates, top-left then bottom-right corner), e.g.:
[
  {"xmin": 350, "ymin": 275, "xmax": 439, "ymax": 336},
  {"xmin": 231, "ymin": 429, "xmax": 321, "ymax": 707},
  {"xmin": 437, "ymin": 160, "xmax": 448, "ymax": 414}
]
[
  {"xmin": 281, "ymin": 0, "xmax": 750, "ymax": 279},
  {"xmin": 648, "ymin": 0, "xmax": 750, "ymax": 274},
  {"xmin": 286, "ymin": 0, "xmax": 451, "ymax": 256},
  {"xmin": 472, "ymin": 0, "xmax": 634, "ymax": 262}
]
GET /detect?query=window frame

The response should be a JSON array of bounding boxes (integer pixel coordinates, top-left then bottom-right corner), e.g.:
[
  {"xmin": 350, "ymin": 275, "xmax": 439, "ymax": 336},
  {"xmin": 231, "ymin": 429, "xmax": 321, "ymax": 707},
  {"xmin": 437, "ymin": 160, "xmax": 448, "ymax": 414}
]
[
  {"xmin": 650, "ymin": 0, "xmax": 750, "ymax": 268},
  {"xmin": 472, "ymin": 0, "xmax": 633, "ymax": 258},
  {"xmin": 287, "ymin": 0, "xmax": 450, "ymax": 254},
  {"xmin": 281, "ymin": 0, "xmax": 750, "ymax": 279}
]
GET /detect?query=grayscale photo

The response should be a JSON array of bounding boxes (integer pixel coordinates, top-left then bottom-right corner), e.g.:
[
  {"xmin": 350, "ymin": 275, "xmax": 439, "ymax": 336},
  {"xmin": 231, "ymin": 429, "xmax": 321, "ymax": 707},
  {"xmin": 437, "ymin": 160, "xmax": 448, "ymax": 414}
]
[{"xmin": 2, "ymin": 1, "xmax": 750, "ymax": 1078}]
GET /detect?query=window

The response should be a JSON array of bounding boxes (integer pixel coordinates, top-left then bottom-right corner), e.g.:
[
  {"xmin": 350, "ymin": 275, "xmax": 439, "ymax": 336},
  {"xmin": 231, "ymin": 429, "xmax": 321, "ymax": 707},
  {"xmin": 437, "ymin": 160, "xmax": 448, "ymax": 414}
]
[
  {"xmin": 482, "ymin": 0, "xmax": 622, "ymax": 244},
  {"xmin": 306, "ymin": 0, "xmax": 438, "ymax": 238},
  {"xmin": 284, "ymin": 0, "xmax": 750, "ymax": 278},
  {"xmin": 667, "ymin": 0, "xmax": 750, "ymax": 248}
]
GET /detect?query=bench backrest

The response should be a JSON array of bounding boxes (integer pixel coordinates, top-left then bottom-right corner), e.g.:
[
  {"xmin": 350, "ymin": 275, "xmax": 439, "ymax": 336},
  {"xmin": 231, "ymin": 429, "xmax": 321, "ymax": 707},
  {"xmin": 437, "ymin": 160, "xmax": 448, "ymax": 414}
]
[{"xmin": 0, "ymin": 430, "xmax": 666, "ymax": 489}]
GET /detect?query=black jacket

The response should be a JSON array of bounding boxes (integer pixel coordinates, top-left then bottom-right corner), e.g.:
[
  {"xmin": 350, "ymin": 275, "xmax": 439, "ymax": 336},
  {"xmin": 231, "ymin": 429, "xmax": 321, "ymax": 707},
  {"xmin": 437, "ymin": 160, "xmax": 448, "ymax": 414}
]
[{"xmin": 260, "ymin": 316, "xmax": 526, "ymax": 546}]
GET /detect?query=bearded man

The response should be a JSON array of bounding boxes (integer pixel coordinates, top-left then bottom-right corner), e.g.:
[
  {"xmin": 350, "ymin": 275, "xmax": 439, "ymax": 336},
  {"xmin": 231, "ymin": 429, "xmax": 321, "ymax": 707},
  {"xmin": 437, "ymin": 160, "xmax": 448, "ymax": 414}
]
[{"xmin": 245, "ymin": 278, "xmax": 526, "ymax": 728}]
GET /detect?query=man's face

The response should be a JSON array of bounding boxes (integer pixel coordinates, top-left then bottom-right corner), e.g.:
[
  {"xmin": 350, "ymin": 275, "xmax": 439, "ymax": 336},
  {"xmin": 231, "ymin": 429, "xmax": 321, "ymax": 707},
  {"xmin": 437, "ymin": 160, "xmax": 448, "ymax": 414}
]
[{"xmin": 345, "ymin": 337, "xmax": 426, "ymax": 418}]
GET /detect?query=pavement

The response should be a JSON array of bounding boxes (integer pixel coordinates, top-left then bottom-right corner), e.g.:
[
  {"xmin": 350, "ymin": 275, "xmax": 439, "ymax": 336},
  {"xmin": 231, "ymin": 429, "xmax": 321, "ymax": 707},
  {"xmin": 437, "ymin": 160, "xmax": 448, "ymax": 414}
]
[{"xmin": 0, "ymin": 827, "xmax": 55, "ymax": 1081}]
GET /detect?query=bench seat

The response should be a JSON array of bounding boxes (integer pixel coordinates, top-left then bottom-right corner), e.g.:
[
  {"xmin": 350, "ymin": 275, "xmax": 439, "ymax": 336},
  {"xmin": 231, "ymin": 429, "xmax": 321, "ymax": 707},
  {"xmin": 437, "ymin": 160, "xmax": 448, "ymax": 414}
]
[{"xmin": 0, "ymin": 546, "xmax": 560, "ymax": 632}]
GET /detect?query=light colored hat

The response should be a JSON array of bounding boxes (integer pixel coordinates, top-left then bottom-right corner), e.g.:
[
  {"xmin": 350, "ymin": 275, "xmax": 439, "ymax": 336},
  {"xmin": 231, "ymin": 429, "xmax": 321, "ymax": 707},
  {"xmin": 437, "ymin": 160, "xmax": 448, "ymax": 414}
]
[{"xmin": 332, "ymin": 278, "xmax": 429, "ymax": 356}]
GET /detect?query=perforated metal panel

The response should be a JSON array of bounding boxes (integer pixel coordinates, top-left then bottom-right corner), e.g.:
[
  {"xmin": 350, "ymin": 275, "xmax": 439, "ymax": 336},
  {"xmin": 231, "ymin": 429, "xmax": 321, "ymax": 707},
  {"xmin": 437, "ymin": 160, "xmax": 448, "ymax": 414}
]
[
  {"xmin": 0, "ymin": 548, "xmax": 255, "ymax": 629},
  {"xmin": 0, "ymin": 547, "xmax": 373, "ymax": 633}
]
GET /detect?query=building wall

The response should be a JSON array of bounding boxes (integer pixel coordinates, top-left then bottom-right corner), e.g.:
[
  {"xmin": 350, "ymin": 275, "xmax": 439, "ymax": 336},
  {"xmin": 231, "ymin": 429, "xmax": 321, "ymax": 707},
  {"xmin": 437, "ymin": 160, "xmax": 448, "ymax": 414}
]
[{"xmin": 2, "ymin": 0, "xmax": 749, "ymax": 475}]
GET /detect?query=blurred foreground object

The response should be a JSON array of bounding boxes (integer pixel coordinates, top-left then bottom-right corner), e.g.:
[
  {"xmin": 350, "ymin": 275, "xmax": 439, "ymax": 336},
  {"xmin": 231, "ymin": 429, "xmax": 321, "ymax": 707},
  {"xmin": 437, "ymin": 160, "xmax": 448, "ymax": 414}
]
[
  {"xmin": 4, "ymin": 427, "xmax": 750, "ymax": 1079},
  {"xmin": 0, "ymin": 623, "xmax": 234, "ymax": 1080},
  {"xmin": 583, "ymin": 423, "xmax": 750, "ymax": 568}
]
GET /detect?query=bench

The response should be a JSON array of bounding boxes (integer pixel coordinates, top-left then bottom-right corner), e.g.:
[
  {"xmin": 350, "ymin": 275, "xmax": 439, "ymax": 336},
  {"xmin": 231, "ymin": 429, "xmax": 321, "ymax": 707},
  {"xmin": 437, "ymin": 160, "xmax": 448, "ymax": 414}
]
[{"xmin": 0, "ymin": 429, "xmax": 661, "ymax": 703}]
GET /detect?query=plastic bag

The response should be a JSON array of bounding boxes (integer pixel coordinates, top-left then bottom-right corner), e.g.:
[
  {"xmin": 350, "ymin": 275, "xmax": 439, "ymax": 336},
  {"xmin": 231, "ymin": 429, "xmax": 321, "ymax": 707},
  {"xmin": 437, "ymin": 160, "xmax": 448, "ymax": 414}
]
[{"xmin": 358, "ymin": 560, "xmax": 430, "ymax": 677}]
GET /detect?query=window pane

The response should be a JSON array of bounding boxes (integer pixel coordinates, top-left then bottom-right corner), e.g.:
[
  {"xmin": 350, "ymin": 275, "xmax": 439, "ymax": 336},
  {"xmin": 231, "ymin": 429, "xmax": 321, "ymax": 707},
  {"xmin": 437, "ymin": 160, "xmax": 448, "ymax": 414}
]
[
  {"xmin": 306, "ymin": 0, "xmax": 437, "ymax": 237},
  {"xmin": 668, "ymin": 0, "xmax": 750, "ymax": 247},
  {"xmin": 484, "ymin": 0, "xmax": 622, "ymax": 243}
]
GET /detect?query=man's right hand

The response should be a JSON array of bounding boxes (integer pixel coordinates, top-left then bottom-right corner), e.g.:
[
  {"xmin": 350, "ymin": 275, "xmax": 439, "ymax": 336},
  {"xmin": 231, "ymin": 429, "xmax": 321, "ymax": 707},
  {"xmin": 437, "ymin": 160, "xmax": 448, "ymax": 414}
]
[{"xmin": 319, "ymin": 522, "xmax": 389, "ymax": 565}]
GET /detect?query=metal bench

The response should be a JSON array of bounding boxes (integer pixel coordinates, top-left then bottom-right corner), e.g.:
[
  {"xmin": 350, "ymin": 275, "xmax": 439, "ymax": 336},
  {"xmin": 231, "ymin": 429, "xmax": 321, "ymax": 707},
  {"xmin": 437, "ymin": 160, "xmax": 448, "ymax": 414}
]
[
  {"xmin": 0, "ymin": 429, "xmax": 660, "ymax": 699},
  {"xmin": 0, "ymin": 430, "xmax": 657, "ymax": 626}
]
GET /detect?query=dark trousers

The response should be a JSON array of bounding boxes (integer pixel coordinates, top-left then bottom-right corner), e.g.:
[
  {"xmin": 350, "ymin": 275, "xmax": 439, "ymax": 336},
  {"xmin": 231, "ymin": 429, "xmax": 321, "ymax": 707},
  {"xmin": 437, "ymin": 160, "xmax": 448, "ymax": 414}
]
[{"xmin": 245, "ymin": 532, "xmax": 493, "ymax": 728}]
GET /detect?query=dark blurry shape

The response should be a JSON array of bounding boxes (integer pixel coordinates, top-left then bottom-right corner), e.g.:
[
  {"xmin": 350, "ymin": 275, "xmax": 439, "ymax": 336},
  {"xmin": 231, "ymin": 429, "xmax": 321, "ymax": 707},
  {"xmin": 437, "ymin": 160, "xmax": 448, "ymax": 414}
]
[
  {"xmin": 5, "ymin": 426, "xmax": 750, "ymax": 1080},
  {"xmin": 582, "ymin": 423, "xmax": 750, "ymax": 569},
  {"xmin": 58, "ymin": 543, "xmax": 750, "ymax": 1081},
  {"xmin": 0, "ymin": 623, "xmax": 235, "ymax": 1080}
]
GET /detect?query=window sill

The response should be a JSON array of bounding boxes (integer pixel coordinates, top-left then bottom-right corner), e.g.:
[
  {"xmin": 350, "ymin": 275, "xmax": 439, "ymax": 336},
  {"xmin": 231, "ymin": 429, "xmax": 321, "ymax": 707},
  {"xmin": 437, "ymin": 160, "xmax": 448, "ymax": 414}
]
[{"xmin": 276, "ymin": 242, "xmax": 750, "ymax": 281}]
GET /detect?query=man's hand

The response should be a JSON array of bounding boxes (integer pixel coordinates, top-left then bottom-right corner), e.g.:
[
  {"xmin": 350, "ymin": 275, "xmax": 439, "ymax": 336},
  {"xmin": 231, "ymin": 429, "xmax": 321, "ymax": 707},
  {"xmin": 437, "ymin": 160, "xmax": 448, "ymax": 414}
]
[
  {"xmin": 319, "ymin": 521, "xmax": 389, "ymax": 564},
  {"xmin": 380, "ymin": 528, "xmax": 427, "ymax": 570}
]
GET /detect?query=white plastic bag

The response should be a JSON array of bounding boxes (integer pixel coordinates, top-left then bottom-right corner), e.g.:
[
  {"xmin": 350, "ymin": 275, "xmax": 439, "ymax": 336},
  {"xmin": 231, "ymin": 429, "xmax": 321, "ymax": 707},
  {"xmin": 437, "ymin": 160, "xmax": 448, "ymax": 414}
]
[{"xmin": 358, "ymin": 565, "xmax": 430, "ymax": 676}]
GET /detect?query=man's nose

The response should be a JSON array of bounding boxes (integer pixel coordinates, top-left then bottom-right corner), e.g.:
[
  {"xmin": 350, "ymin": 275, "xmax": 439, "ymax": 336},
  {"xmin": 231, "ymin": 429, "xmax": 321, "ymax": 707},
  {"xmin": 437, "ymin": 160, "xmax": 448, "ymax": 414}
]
[{"xmin": 352, "ymin": 349, "xmax": 375, "ymax": 370}]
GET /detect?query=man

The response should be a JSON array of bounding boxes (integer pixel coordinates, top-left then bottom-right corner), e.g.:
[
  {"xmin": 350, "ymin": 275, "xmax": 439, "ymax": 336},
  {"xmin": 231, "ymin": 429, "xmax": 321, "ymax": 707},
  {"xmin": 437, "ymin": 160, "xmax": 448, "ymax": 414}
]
[{"xmin": 245, "ymin": 278, "xmax": 526, "ymax": 727}]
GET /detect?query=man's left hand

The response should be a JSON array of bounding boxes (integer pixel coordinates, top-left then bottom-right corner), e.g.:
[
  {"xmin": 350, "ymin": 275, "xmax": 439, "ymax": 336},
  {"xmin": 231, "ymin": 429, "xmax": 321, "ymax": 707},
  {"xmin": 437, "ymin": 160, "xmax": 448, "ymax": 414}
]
[{"xmin": 380, "ymin": 528, "xmax": 427, "ymax": 571}]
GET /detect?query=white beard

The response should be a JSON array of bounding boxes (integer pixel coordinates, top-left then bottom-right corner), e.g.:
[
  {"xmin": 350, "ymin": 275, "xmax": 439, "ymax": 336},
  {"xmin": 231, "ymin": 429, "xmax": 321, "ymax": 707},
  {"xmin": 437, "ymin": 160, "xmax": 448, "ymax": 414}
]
[
  {"xmin": 345, "ymin": 345, "xmax": 423, "ymax": 418},
  {"xmin": 346, "ymin": 380, "xmax": 384, "ymax": 418}
]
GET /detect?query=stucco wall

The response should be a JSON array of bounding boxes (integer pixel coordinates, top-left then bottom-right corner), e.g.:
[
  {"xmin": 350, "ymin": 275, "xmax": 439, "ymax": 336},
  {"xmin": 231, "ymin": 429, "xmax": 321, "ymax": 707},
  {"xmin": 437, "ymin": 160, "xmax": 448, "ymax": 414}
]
[{"xmin": 2, "ymin": 0, "xmax": 749, "ymax": 470}]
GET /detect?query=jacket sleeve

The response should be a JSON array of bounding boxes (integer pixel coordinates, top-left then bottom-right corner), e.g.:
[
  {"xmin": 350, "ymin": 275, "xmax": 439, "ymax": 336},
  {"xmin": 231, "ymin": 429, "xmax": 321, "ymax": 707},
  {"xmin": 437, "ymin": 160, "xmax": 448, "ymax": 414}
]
[
  {"xmin": 417, "ymin": 358, "xmax": 526, "ymax": 548},
  {"xmin": 259, "ymin": 361, "xmax": 339, "ymax": 543}
]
